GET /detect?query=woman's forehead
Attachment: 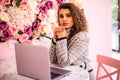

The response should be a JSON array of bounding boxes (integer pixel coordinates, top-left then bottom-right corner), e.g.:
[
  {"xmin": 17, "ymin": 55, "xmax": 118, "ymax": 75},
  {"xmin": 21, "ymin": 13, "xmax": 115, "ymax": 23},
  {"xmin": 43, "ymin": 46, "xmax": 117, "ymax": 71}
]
[{"xmin": 59, "ymin": 9, "xmax": 71, "ymax": 14}]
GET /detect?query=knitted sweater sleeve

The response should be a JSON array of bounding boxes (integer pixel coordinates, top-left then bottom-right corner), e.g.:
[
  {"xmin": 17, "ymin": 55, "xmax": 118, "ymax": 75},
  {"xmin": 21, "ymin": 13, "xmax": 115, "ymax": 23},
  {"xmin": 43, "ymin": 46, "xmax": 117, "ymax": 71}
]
[
  {"xmin": 49, "ymin": 39, "xmax": 56, "ymax": 63},
  {"xmin": 55, "ymin": 32, "xmax": 89, "ymax": 68}
]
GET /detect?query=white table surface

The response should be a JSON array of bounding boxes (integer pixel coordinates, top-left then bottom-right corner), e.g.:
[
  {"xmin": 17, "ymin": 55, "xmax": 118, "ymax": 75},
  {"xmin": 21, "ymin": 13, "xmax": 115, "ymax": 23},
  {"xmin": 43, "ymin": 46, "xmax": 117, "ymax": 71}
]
[
  {"xmin": 0, "ymin": 58, "xmax": 89, "ymax": 80},
  {"xmin": 59, "ymin": 66, "xmax": 89, "ymax": 80}
]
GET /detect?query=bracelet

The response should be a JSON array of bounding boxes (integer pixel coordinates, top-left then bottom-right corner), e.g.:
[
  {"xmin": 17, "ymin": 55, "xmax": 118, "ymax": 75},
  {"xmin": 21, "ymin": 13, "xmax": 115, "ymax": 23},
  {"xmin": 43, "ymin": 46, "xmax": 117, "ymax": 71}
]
[{"xmin": 56, "ymin": 37, "xmax": 66, "ymax": 41}]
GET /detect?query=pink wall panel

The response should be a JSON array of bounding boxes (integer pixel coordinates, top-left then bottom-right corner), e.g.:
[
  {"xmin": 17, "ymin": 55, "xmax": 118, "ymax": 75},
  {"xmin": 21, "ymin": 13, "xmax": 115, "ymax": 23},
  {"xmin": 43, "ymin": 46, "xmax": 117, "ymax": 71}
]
[
  {"xmin": 0, "ymin": 42, "xmax": 15, "ymax": 59},
  {"xmin": 82, "ymin": 0, "xmax": 112, "ymax": 74}
]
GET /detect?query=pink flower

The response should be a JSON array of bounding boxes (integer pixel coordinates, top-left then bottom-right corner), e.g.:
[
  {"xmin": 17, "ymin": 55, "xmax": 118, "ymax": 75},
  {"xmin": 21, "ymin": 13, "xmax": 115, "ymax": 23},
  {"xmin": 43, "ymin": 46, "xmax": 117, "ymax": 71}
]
[
  {"xmin": 2, "ymin": 0, "xmax": 10, "ymax": 4},
  {"xmin": 0, "ymin": 20, "xmax": 12, "ymax": 42},
  {"xmin": 39, "ymin": 4, "xmax": 48, "ymax": 14},
  {"xmin": 45, "ymin": 0, "xmax": 53, "ymax": 9},
  {"xmin": 0, "ymin": 20, "xmax": 8, "ymax": 31},
  {"xmin": 32, "ymin": 20, "xmax": 40, "ymax": 31},
  {"xmin": 24, "ymin": 25, "xmax": 32, "ymax": 37},
  {"xmin": 20, "ymin": 0, "xmax": 27, "ymax": 5},
  {"xmin": 1, "ymin": 29, "xmax": 12, "ymax": 41},
  {"xmin": 23, "ymin": 40, "xmax": 32, "ymax": 44},
  {"xmin": 56, "ymin": 0, "xmax": 63, "ymax": 4},
  {"xmin": 39, "ymin": 13, "xmax": 48, "ymax": 21},
  {"xmin": 18, "ymin": 34, "xmax": 29, "ymax": 43},
  {"xmin": 9, "ymin": 26, "xmax": 19, "ymax": 36}
]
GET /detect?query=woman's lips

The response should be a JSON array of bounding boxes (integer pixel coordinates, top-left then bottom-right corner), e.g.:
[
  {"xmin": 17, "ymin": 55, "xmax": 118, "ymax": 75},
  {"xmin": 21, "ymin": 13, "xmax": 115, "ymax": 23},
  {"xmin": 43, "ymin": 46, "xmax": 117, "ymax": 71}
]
[{"xmin": 62, "ymin": 23, "xmax": 68, "ymax": 26}]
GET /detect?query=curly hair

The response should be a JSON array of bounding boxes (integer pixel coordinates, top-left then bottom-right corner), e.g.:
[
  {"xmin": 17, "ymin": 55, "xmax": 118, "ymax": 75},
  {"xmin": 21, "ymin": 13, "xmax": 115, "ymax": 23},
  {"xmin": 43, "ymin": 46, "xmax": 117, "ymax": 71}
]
[{"xmin": 57, "ymin": 3, "xmax": 88, "ymax": 44}]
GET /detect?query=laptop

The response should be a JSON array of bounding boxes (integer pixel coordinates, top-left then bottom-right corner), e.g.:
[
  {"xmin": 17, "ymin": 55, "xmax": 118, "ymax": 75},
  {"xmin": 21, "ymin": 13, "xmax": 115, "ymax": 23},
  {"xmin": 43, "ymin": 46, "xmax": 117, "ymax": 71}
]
[{"xmin": 15, "ymin": 43, "xmax": 71, "ymax": 80}]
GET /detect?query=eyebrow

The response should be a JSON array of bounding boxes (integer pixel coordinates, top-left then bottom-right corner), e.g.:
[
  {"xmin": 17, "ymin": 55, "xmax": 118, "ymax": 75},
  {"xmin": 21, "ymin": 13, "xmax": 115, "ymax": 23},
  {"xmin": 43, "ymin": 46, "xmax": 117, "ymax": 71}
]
[{"xmin": 59, "ymin": 12, "xmax": 71, "ymax": 15}]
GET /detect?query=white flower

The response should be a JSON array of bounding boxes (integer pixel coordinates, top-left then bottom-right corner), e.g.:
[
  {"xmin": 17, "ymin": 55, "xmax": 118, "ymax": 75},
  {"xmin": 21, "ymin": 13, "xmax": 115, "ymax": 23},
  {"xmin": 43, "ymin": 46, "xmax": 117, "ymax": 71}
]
[
  {"xmin": 28, "ymin": 0, "xmax": 38, "ymax": 11},
  {"xmin": 0, "ymin": 12, "xmax": 9, "ymax": 21},
  {"xmin": 40, "ymin": 21, "xmax": 53, "ymax": 37},
  {"xmin": 32, "ymin": 38, "xmax": 40, "ymax": 45},
  {"xmin": 74, "ymin": 0, "xmax": 83, "ymax": 9},
  {"xmin": 47, "ymin": 9, "xmax": 57, "ymax": 23}
]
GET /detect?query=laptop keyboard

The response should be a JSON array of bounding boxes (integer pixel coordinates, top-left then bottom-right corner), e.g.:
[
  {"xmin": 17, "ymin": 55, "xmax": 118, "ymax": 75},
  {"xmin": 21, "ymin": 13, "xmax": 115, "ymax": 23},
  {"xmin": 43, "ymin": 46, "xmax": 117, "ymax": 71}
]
[{"xmin": 51, "ymin": 72, "xmax": 61, "ymax": 79}]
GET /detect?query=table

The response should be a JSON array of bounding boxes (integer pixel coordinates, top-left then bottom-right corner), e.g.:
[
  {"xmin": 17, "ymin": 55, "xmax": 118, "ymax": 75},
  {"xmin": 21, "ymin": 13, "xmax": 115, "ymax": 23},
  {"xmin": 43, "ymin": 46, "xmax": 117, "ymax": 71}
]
[
  {"xmin": 0, "ymin": 58, "xmax": 89, "ymax": 80},
  {"xmin": 60, "ymin": 66, "xmax": 89, "ymax": 80}
]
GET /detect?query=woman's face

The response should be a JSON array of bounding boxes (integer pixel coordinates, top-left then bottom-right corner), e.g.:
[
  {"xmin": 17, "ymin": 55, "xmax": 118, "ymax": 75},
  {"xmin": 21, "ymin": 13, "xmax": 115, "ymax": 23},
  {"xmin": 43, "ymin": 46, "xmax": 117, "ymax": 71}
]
[{"xmin": 58, "ymin": 9, "xmax": 74, "ymax": 29}]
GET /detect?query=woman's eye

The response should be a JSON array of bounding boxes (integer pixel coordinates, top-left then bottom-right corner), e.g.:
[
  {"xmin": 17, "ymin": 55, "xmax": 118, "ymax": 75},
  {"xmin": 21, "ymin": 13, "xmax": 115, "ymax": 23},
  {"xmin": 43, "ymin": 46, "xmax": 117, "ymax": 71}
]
[
  {"xmin": 67, "ymin": 14, "xmax": 72, "ymax": 17},
  {"xmin": 59, "ymin": 15, "xmax": 64, "ymax": 18},
  {"xmin": 59, "ymin": 13, "xmax": 72, "ymax": 18}
]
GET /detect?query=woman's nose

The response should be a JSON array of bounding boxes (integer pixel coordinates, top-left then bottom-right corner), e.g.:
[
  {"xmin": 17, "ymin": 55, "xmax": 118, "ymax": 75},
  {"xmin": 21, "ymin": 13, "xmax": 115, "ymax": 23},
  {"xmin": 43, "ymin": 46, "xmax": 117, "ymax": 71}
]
[{"xmin": 62, "ymin": 16, "xmax": 67, "ymax": 21}]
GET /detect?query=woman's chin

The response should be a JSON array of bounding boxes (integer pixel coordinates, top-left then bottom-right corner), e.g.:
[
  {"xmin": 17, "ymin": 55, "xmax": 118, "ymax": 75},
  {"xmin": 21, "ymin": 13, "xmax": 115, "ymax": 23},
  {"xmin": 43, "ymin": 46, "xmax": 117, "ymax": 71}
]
[{"xmin": 64, "ymin": 25, "xmax": 73, "ymax": 29}]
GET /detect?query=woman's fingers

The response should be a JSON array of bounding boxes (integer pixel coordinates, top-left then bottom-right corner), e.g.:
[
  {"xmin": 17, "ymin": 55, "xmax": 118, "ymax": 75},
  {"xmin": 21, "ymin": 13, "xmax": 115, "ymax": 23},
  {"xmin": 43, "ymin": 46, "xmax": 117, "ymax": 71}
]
[
  {"xmin": 54, "ymin": 27, "xmax": 65, "ymax": 32},
  {"xmin": 53, "ymin": 26, "xmax": 66, "ymax": 39}
]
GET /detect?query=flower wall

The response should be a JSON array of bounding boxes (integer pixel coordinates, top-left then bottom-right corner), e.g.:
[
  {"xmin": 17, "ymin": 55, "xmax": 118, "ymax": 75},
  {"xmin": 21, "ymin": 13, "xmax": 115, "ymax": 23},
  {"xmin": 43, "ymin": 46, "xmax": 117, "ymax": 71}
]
[{"xmin": 0, "ymin": 0, "xmax": 64, "ymax": 46}]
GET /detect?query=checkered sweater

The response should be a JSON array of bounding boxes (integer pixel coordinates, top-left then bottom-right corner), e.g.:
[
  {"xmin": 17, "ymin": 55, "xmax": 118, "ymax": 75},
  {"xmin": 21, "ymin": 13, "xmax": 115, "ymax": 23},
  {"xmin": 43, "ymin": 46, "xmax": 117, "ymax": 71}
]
[{"xmin": 50, "ymin": 32, "xmax": 95, "ymax": 80}]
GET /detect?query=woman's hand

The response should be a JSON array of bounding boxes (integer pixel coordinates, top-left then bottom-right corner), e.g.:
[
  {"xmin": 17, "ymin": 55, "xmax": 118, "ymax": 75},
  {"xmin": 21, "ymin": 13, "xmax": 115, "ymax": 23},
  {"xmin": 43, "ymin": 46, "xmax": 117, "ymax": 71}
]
[{"xmin": 53, "ymin": 26, "xmax": 67, "ymax": 39}]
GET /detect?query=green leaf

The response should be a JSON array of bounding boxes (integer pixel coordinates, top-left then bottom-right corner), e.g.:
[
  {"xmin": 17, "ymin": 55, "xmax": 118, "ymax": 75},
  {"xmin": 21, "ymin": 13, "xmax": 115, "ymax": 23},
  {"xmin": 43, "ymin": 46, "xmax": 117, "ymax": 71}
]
[
  {"xmin": 16, "ymin": 0, "xmax": 22, "ymax": 7},
  {"xmin": 40, "ymin": 33, "xmax": 51, "ymax": 39},
  {"xmin": 5, "ymin": 4, "xmax": 13, "ymax": 8},
  {"xmin": 0, "ymin": 37, "xmax": 5, "ymax": 42},
  {"xmin": 18, "ymin": 30, "xmax": 23, "ymax": 34}
]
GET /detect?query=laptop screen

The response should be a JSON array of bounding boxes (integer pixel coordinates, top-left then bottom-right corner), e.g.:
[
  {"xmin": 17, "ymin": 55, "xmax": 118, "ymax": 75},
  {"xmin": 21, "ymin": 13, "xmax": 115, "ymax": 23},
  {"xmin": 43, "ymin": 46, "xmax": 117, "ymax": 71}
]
[{"xmin": 15, "ymin": 43, "xmax": 71, "ymax": 80}]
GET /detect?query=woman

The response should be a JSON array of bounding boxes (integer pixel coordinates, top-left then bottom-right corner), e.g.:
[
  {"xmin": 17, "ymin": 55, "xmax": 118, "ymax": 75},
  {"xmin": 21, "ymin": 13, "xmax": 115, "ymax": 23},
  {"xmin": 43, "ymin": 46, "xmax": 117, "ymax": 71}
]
[{"xmin": 50, "ymin": 3, "xmax": 95, "ymax": 80}]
